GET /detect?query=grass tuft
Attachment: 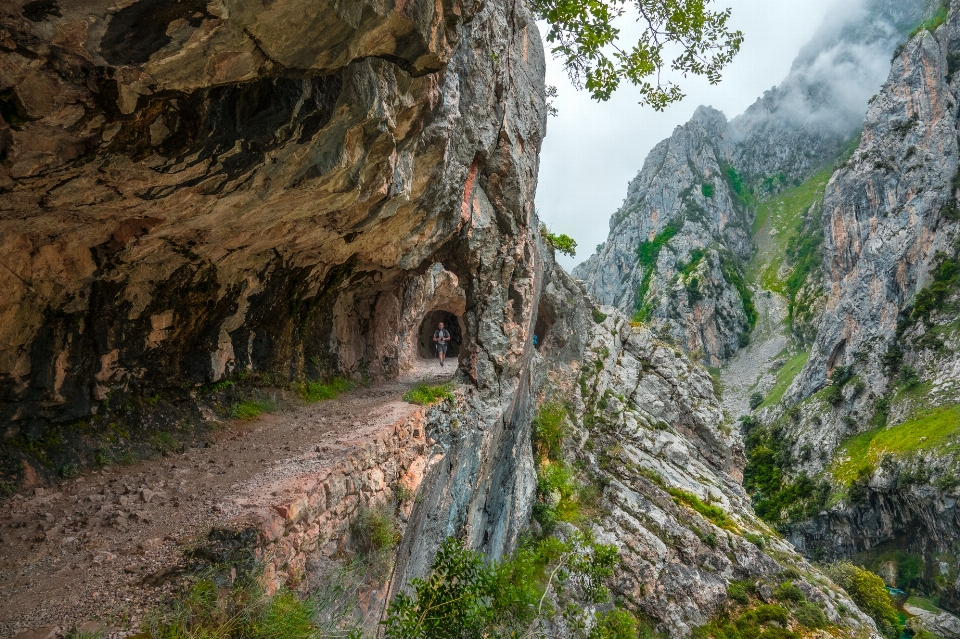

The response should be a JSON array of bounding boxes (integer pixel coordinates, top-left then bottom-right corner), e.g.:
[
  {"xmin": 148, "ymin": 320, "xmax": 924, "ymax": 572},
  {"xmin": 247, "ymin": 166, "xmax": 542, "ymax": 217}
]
[
  {"xmin": 300, "ymin": 377, "xmax": 352, "ymax": 403},
  {"xmin": 231, "ymin": 399, "xmax": 276, "ymax": 420},
  {"xmin": 350, "ymin": 505, "xmax": 400, "ymax": 561},
  {"xmin": 668, "ymin": 487, "xmax": 735, "ymax": 531},
  {"xmin": 403, "ymin": 383, "xmax": 453, "ymax": 406}
]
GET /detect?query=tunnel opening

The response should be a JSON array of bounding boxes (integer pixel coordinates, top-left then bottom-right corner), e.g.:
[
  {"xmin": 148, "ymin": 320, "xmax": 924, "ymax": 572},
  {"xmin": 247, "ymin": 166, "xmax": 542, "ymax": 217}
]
[
  {"xmin": 533, "ymin": 298, "xmax": 556, "ymax": 352},
  {"xmin": 418, "ymin": 310, "xmax": 463, "ymax": 360}
]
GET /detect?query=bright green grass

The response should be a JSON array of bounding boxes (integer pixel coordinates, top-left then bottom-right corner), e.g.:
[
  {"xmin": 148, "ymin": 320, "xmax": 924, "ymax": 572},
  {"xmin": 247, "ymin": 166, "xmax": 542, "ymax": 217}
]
[
  {"xmin": 403, "ymin": 383, "xmax": 454, "ymax": 406},
  {"xmin": 831, "ymin": 405, "xmax": 960, "ymax": 485},
  {"xmin": 300, "ymin": 377, "xmax": 353, "ymax": 402},
  {"xmin": 749, "ymin": 166, "xmax": 832, "ymax": 289},
  {"xmin": 759, "ymin": 350, "xmax": 810, "ymax": 409},
  {"xmin": 231, "ymin": 399, "xmax": 276, "ymax": 420},
  {"xmin": 906, "ymin": 596, "xmax": 941, "ymax": 614}
]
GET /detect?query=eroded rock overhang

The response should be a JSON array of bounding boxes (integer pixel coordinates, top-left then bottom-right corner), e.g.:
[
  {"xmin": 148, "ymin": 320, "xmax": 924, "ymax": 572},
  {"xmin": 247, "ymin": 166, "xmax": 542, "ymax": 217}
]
[{"xmin": 0, "ymin": 0, "xmax": 548, "ymax": 446}]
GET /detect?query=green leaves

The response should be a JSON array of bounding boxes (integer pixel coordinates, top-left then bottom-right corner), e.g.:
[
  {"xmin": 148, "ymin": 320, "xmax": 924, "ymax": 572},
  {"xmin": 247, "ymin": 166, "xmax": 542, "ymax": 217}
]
[
  {"xmin": 530, "ymin": 0, "xmax": 743, "ymax": 108},
  {"xmin": 542, "ymin": 229, "xmax": 578, "ymax": 257},
  {"xmin": 383, "ymin": 533, "xmax": 622, "ymax": 639}
]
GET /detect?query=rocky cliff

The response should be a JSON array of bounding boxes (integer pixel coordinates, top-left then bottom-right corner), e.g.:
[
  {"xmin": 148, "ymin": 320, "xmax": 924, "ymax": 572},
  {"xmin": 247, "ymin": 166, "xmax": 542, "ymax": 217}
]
[
  {"xmin": 0, "ymin": 0, "xmax": 932, "ymax": 637},
  {"xmin": 573, "ymin": 0, "xmax": 926, "ymax": 366},
  {"xmin": 526, "ymin": 257, "xmax": 881, "ymax": 637},
  {"xmin": 751, "ymin": 0, "xmax": 960, "ymax": 612},
  {"xmin": 0, "ymin": 0, "xmax": 544, "ymax": 508}
]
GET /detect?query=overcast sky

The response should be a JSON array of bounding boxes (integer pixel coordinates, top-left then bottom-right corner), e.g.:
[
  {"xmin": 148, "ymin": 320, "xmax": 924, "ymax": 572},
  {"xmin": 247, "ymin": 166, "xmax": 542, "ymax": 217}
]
[{"xmin": 535, "ymin": 0, "xmax": 841, "ymax": 271}]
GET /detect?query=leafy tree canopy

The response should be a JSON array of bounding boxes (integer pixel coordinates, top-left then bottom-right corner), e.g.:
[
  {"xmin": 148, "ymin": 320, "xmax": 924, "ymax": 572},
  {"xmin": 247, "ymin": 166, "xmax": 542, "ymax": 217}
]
[{"xmin": 530, "ymin": 0, "xmax": 744, "ymax": 108}]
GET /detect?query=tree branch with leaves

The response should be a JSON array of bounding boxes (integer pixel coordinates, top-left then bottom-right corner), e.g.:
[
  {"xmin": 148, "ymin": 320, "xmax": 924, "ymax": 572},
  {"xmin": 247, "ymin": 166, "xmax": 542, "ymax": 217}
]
[{"xmin": 530, "ymin": 0, "xmax": 743, "ymax": 108}]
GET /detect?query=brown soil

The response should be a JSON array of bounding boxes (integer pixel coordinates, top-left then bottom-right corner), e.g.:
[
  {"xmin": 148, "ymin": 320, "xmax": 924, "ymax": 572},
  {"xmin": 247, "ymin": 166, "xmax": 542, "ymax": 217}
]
[{"xmin": 0, "ymin": 361, "xmax": 454, "ymax": 639}]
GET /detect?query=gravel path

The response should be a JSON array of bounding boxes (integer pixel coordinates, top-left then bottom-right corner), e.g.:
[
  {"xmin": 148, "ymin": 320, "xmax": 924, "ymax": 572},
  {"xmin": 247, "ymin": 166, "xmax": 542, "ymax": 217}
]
[{"xmin": 0, "ymin": 360, "xmax": 454, "ymax": 639}]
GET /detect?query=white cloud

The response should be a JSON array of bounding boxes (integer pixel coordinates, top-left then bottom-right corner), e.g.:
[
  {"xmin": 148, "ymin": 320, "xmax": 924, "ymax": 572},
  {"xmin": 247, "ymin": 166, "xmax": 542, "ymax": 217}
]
[{"xmin": 534, "ymin": 0, "xmax": 885, "ymax": 271}]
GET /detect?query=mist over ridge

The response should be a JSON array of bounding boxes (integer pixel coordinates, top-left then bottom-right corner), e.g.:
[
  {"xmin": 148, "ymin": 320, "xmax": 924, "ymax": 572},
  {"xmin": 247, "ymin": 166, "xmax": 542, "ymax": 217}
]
[{"xmin": 728, "ymin": 0, "xmax": 929, "ymax": 182}]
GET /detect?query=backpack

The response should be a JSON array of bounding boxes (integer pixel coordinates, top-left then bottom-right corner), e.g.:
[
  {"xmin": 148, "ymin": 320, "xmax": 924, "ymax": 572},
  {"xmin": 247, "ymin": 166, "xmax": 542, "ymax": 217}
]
[{"xmin": 435, "ymin": 329, "xmax": 449, "ymax": 342}]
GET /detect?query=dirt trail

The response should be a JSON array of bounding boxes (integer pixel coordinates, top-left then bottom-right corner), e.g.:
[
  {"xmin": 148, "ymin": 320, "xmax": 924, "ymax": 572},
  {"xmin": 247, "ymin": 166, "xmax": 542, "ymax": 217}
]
[{"xmin": 0, "ymin": 361, "xmax": 454, "ymax": 639}]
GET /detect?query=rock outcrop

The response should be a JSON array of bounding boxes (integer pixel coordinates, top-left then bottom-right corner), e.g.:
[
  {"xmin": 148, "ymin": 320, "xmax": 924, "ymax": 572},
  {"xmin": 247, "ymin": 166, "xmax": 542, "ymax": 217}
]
[
  {"xmin": 573, "ymin": 0, "xmax": 925, "ymax": 365},
  {"xmin": 0, "ymin": 0, "xmax": 935, "ymax": 636},
  {"xmin": 524, "ymin": 256, "xmax": 881, "ymax": 637},
  {"xmin": 0, "ymin": 0, "xmax": 544, "ymax": 511},
  {"xmin": 743, "ymin": 0, "xmax": 960, "ymax": 613}
]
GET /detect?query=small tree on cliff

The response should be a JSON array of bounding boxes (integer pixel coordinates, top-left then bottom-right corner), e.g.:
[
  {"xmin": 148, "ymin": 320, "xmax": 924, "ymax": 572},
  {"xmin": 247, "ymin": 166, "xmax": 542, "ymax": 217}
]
[{"xmin": 530, "ymin": 0, "xmax": 744, "ymax": 109}]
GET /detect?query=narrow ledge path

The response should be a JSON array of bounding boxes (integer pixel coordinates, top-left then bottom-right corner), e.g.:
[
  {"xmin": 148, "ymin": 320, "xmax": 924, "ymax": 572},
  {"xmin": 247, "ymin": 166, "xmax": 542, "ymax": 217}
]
[{"xmin": 0, "ymin": 360, "xmax": 455, "ymax": 639}]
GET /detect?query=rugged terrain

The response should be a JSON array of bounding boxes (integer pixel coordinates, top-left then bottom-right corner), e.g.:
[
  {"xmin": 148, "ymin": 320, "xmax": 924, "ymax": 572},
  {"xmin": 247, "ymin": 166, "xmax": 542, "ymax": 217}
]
[
  {"xmin": 577, "ymin": 0, "xmax": 960, "ymax": 634},
  {"xmin": 2, "ymin": 0, "xmax": 955, "ymax": 637},
  {"xmin": 574, "ymin": 0, "xmax": 926, "ymax": 365}
]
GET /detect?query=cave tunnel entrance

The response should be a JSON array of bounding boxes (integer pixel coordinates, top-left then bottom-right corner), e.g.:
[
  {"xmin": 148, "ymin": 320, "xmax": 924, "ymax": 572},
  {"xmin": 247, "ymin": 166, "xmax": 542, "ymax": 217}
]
[
  {"xmin": 533, "ymin": 298, "xmax": 555, "ymax": 352},
  {"xmin": 418, "ymin": 310, "xmax": 464, "ymax": 359}
]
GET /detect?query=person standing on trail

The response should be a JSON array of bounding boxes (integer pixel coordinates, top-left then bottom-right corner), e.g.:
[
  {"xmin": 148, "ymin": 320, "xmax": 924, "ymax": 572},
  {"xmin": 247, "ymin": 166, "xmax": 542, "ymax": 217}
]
[{"xmin": 433, "ymin": 321, "xmax": 451, "ymax": 367}]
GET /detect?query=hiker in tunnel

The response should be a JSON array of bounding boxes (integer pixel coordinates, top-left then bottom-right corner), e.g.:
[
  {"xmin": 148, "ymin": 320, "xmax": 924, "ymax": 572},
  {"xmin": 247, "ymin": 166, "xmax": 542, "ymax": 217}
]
[
  {"xmin": 433, "ymin": 321, "xmax": 450, "ymax": 366},
  {"xmin": 418, "ymin": 310, "xmax": 463, "ymax": 365}
]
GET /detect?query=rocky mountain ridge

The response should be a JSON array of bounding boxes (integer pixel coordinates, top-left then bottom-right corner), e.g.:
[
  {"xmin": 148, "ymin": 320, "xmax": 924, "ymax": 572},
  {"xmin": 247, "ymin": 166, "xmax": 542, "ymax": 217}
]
[
  {"xmin": 573, "ymin": 0, "xmax": 927, "ymax": 365},
  {"xmin": 575, "ymin": 0, "xmax": 960, "ymax": 632},
  {"xmin": 0, "ymin": 0, "xmax": 940, "ymax": 637}
]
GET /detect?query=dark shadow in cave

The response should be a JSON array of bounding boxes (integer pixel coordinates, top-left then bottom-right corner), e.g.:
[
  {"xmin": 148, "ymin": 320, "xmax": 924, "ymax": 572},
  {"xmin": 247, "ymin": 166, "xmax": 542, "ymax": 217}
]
[
  {"xmin": 533, "ymin": 298, "xmax": 555, "ymax": 352},
  {"xmin": 418, "ymin": 310, "xmax": 463, "ymax": 359}
]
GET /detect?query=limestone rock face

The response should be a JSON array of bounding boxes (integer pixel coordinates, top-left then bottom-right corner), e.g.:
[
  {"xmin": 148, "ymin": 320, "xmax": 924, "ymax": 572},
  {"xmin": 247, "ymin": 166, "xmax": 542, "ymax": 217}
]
[
  {"xmin": 573, "ymin": 0, "xmax": 925, "ymax": 365},
  {"xmin": 526, "ymin": 256, "xmax": 880, "ymax": 637},
  {"xmin": 0, "ymin": 0, "xmax": 545, "ymax": 451},
  {"xmin": 789, "ymin": 21, "xmax": 960, "ymax": 402},
  {"xmin": 572, "ymin": 107, "xmax": 754, "ymax": 366},
  {"xmin": 761, "ymin": 3, "xmax": 960, "ymax": 609}
]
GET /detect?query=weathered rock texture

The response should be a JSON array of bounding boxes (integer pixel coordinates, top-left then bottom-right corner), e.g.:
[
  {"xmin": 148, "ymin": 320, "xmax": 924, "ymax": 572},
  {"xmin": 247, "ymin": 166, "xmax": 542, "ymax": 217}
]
[
  {"xmin": 752, "ymin": 0, "xmax": 960, "ymax": 613},
  {"xmin": 525, "ymin": 258, "xmax": 881, "ymax": 637},
  {"xmin": 573, "ymin": 0, "xmax": 925, "ymax": 365},
  {"xmin": 789, "ymin": 12, "xmax": 960, "ymax": 403},
  {"xmin": 0, "ymin": 0, "xmax": 545, "ymax": 509}
]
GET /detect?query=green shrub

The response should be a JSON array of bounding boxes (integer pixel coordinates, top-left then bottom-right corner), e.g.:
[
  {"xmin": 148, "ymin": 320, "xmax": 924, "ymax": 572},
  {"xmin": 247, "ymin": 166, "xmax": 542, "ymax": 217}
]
[
  {"xmin": 821, "ymin": 561, "xmax": 902, "ymax": 639},
  {"xmin": 543, "ymin": 229, "xmax": 578, "ymax": 257},
  {"xmin": 720, "ymin": 257, "xmax": 758, "ymax": 330},
  {"xmin": 749, "ymin": 393, "xmax": 764, "ymax": 410},
  {"xmin": 793, "ymin": 602, "xmax": 828, "ymax": 629},
  {"xmin": 774, "ymin": 581, "xmax": 805, "ymax": 603},
  {"xmin": 592, "ymin": 307, "xmax": 609, "ymax": 323},
  {"xmin": 669, "ymin": 487, "xmax": 733, "ymax": 530},
  {"xmin": 231, "ymin": 399, "xmax": 276, "ymax": 420},
  {"xmin": 898, "ymin": 365, "xmax": 920, "ymax": 389},
  {"xmin": 693, "ymin": 602, "xmax": 796, "ymax": 639},
  {"xmin": 744, "ymin": 423, "xmax": 832, "ymax": 526},
  {"xmin": 403, "ymin": 383, "xmax": 454, "ymax": 405},
  {"xmin": 384, "ymin": 533, "xmax": 618, "ymax": 639},
  {"xmin": 591, "ymin": 609, "xmax": 641, "ymax": 639},
  {"xmin": 635, "ymin": 219, "xmax": 683, "ymax": 311},
  {"xmin": 533, "ymin": 402, "xmax": 568, "ymax": 460},
  {"xmin": 727, "ymin": 580, "xmax": 751, "ymax": 605},
  {"xmin": 702, "ymin": 183, "xmax": 715, "ymax": 198},
  {"xmin": 300, "ymin": 377, "xmax": 352, "ymax": 402},
  {"xmin": 934, "ymin": 472, "xmax": 960, "ymax": 492},
  {"xmin": 744, "ymin": 532, "xmax": 766, "ymax": 548},
  {"xmin": 350, "ymin": 505, "xmax": 400, "ymax": 559}
]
